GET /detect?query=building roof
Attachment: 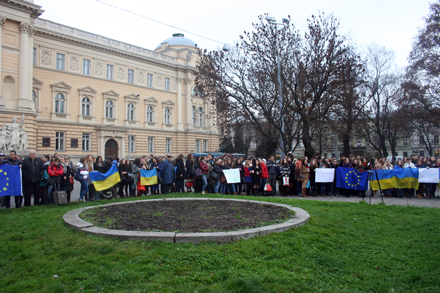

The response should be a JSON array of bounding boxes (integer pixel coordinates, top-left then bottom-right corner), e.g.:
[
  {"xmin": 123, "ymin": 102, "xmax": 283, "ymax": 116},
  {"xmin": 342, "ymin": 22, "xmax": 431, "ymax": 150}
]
[{"xmin": 156, "ymin": 33, "xmax": 196, "ymax": 50}]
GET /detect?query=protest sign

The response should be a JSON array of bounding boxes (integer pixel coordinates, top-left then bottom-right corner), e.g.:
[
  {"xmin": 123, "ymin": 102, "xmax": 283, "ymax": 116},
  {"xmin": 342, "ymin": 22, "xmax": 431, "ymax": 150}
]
[
  {"xmin": 418, "ymin": 168, "xmax": 439, "ymax": 183},
  {"xmin": 223, "ymin": 168, "xmax": 241, "ymax": 183},
  {"xmin": 315, "ymin": 168, "xmax": 335, "ymax": 183}
]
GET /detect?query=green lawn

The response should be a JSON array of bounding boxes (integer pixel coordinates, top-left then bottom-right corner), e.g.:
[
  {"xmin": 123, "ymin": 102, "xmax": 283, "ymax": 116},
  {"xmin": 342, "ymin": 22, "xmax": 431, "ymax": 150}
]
[{"xmin": 1, "ymin": 194, "xmax": 439, "ymax": 292}]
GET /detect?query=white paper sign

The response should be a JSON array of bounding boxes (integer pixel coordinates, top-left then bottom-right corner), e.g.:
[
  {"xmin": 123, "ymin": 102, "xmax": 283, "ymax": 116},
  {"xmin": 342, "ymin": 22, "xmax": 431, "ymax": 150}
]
[
  {"xmin": 283, "ymin": 177, "xmax": 289, "ymax": 186},
  {"xmin": 223, "ymin": 168, "xmax": 241, "ymax": 183},
  {"xmin": 315, "ymin": 168, "xmax": 335, "ymax": 183},
  {"xmin": 418, "ymin": 168, "xmax": 439, "ymax": 183}
]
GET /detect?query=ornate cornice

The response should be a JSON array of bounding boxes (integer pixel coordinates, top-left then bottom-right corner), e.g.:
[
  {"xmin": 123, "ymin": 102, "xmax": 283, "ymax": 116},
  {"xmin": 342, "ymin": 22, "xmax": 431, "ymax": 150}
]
[{"xmin": 0, "ymin": 0, "xmax": 44, "ymax": 19}]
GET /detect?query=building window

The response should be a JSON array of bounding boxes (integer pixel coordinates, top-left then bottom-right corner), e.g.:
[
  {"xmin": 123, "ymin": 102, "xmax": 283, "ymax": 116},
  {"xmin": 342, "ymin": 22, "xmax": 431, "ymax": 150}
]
[
  {"xmin": 33, "ymin": 47, "xmax": 36, "ymax": 65},
  {"xmin": 148, "ymin": 137, "xmax": 154, "ymax": 153},
  {"xmin": 198, "ymin": 107, "xmax": 203, "ymax": 127},
  {"xmin": 81, "ymin": 97, "xmax": 91, "ymax": 116},
  {"xmin": 196, "ymin": 139, "xmax": 200, "ymax": 153},
  {"xmin": 56, "ymin": 53, "xmax": 65, "ymax": 70},
  {"xmin": 105, "ymin": 100, "xmax": 114, "ymax": 118},
  {"xmin": 55, "ymin": 93, "xmax": 65, "ymax": 113},
  {"xmin": 128, "ymin": 69, "xmax": 134, "ymax": 84},
  {"xmin": 127, "ymin": 103, "xmax": 135, "ymax": 121},
  {"xmin": 32, "ymin": 90, "xmax": 37, "ymax": 110},
  {"xmin": 82, "ymin": 133, "xmax": 90, "ymax": 151},
  {"xmin": 128, "ymin": 135, "xmax": 135, "ymax": 152},
  {"xmin": 403, "ymin": 151, "xmax": 408, "ymax": 157},
  {"xmin": 434, "ymin": 135, "xmax": 439, "ymax": 145},
  {"xmin": 147, "ymin": 105, "xmax": 154, "ymax": 123},
  {"xmin": 107, "ymin": 64, "xmax": 114, "ymax": 80},
  {"xmin": 203, "ymin": 140, "xmax": 208, "ymax": 152},
  {"xmin": 164, "ymin": 108, "xmax": 171, "ymax": 125},
  {"xmin": 357, "ymin": 140, "xmax": 361, "ymax": 147},
  {"xmin": 192, "ymin": 106, "xmax": 197, "ymax": 126},
  {"xmin": 165, "ymin": 77, "xmax": 170, "ymax": 91},
  {"xmin": 147, "ymin": 73, "xmax": 153, "ymax": 87},
  {"xmin": 166, "ymin": 138, "xmax": 171, "ymax": 153},
  {"xmin": 55, "ymin": 132, "xmax": 65, "ymax": 151},
  {"xmin": 83, "ymin": 59, "xmax": 91, "ymax": 75},
  {"xmin": 403, "ymin": 139, "xmax": 408, "ymax": 146},
  {"xmin": 419, "ymin": 136, "xmax": 423, "ymax": 145}
]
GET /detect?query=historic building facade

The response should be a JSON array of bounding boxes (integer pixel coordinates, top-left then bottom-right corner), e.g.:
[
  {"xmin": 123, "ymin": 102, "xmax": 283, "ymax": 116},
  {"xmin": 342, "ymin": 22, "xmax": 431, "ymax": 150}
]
[{"xmin": 0, "ymin": 0, "xmax": 219, "ymax": 160}]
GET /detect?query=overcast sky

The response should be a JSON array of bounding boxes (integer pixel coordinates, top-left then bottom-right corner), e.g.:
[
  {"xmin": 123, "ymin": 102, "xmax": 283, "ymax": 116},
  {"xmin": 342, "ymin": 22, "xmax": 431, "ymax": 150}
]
[{"xmin": 35, "ymin": 0, "xmax": 432, "ymax": 68}]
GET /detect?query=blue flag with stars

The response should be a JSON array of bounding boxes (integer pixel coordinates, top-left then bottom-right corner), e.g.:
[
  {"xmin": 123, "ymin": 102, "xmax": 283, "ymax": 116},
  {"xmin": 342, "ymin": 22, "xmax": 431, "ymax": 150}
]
[
  {"xmin": 0, "ymin": 165, "xmax": 22, "ymax": 196},
  {"xmin": 336, "ymin": 167, "xmax": 368, "ymax": 190}
]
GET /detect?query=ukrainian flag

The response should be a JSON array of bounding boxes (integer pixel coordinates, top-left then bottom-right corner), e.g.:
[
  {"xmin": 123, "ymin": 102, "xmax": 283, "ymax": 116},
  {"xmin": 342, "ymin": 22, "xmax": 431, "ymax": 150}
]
[
  {"xmin": 370, "ymin": 168, "xmax": 419, "ymax": 191},
  {"xmin": 0, "ymin": 165, "xmax": 22, "ymax": 196},
  {"xmin": 140, "ymin": 168, "xmax": 158, "ymax": 185},
  {"xmin": 89, "ymin": 164, "xmax": 121, "ymax": 191}
]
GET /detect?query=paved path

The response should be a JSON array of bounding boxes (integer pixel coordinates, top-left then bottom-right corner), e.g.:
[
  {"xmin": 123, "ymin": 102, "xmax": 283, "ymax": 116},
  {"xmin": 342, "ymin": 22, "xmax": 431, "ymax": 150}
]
[{"xmin": 2, "ymin": 181, "xmax": 440, "ymax": 209}]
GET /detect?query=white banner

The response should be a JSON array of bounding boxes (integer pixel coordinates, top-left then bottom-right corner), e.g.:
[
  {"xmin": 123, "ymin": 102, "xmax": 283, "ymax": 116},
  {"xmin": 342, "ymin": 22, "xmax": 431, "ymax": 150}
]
[
  {"xmin": 283, "ymin": 177, "xmax": 289, "ymax": 186},
  {"xmin": 418, "ymin": 168, "xmax": 439, "ymax": 183},
  {"xmin": 315, "ymin": 168, "xmax": 335, "ymax": 183},
  {"xmin": 223, "ymin": 168, "xmax": 241, "ymax": 184}
]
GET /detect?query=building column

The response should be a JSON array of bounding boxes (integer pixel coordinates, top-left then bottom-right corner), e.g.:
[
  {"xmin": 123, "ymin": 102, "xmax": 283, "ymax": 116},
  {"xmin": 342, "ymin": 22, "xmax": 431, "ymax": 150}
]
[
  {"xmin": 28, "ymin": 22, "xmax": 35, "ymax": 110},
  {"xmin": 0, "ymin": 16, "xmax": 6, "ymax": 108},
  {"xmin": 185, "ymin": 77, "xmax": 193, "ymax": 130},
  {"xmin": 17, "ymin": 22, "xmax": 33, "ymax": 110},
  {"xmin": 176, "ymin": 77, "xmax": 184, "ymax": 130}
]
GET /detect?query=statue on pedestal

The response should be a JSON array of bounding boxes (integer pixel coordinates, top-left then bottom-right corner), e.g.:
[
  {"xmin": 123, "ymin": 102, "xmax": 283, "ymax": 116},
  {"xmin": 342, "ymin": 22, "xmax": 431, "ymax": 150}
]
[{"xmin": 0, "ymin": 115, "xmax": 28, "ymax": 151}]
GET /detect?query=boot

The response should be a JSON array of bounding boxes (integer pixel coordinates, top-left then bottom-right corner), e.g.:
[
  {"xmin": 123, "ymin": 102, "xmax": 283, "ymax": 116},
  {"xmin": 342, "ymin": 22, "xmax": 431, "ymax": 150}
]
[
  {"xmin": 233, "ymin": 192, "xmax": 237, "ymax": 195},
  {"xmin": 301, "ymin": 188, "xmax": 308, "ymax": 197}
]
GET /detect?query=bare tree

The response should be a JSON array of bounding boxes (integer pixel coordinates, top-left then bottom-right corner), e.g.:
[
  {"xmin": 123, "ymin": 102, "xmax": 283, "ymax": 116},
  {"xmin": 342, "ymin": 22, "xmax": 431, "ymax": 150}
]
[{"xmin": 196, "ymin": 13, "xmax": 360, "ymax": 158}]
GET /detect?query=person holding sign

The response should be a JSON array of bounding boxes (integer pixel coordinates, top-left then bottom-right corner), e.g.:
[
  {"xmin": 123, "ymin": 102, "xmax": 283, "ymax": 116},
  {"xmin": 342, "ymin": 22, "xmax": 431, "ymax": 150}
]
[
  {"xmin": 279, "ymin": 158, "xmax": 290, "ymax": 196},
  {"xmin": 250, "ymin": 158, "xmax": 261, "ymax": 197}
]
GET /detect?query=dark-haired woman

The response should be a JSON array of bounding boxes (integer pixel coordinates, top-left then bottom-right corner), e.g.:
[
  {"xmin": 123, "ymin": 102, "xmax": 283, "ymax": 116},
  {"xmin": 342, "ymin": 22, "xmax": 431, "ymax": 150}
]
[
  {"xmin": 279, "ymin": 158, "xmax": 291, "ymax": 196},
  {"xmin": 118, "ymin": 159, "xmax": 129, "ymax": 198},
  {"xmin": 250, "ymin": 158, "xmax": 261, "ymax": 196},
  {"xmin": 175, "ymin": 154, "xmax": 185, "ymax": 193},
  {"xmin": 185, "ymin": 153, "xmax": 194, "ymax": 193}
]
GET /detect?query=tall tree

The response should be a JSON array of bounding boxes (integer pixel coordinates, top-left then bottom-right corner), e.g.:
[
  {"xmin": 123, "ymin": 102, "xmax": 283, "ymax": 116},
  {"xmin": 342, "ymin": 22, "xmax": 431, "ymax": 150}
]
[
  {"xmin": 196, "ymin": 13, "xmax": 360, "ymax": 158},
  {"xmin": 406, "ymin": 1, "xmax": 440, "ymax": 122}
]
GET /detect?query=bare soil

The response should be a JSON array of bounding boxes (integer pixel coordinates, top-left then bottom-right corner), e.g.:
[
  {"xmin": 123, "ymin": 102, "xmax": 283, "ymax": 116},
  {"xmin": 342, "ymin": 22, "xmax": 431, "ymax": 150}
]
[{"xmin": 80, "ymin": 200, "xmax": 294, "ymax": 233}]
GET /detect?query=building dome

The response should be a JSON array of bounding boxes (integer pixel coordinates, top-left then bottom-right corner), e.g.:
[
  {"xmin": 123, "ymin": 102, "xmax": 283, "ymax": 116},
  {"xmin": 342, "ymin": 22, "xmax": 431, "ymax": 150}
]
[{"xmin": 156, "ymin": 33, "xmax": 196, "ymax": 50}]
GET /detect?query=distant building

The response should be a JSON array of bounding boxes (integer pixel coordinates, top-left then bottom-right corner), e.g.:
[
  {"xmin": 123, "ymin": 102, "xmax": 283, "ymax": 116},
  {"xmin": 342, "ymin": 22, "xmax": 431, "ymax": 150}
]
[{"xmin": 0, "ymin": 0, "xmax": 219, "ymax": 160}]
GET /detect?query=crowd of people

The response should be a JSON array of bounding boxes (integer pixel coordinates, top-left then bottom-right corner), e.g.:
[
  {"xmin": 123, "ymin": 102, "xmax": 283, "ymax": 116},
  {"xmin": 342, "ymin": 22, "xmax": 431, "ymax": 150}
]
[{"xmin": 1, "ymin": 150, "xmax": 439, "ymax": 209}]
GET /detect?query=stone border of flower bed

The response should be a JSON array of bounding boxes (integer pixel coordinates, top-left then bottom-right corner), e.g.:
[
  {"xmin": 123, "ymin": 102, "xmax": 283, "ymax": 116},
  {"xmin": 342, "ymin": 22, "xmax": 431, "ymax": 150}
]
[{"xmin": 63, "ymin": 198, "xmax": 310, "ymax": 244}]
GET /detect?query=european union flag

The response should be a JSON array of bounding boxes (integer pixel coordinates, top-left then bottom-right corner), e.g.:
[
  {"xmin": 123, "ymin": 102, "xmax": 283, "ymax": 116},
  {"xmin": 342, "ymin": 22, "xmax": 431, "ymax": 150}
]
[
  {"xmin": 336, "ymin": 167, "xmax": 368, "ymax": 190},
  {"xmin": 0, "ymin": 165, "xmax": 22, "ymax": 196}
]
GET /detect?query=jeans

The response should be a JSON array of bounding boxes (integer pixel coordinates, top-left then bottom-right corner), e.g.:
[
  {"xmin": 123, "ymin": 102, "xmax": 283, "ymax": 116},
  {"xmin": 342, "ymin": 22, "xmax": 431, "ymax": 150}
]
[
  {"xmin": 260, "ymin": 178, "xmax": 267, "ymax": 192},
  {"xmin": 296, "ymin": 181, "xmax": 302, "ymax": 195},
  {"xmin": 176, "ymin": 179, "xmax": 184, "ymax": 193},
  {"xmin": 47, "ymin": 182, "xmax": 60, "ymax": 205},
  {"xmin": 226, "ymin": 184, "xmax": 236, "ymax": 194},
  {"xmin": 214, "ymin": 179, "xmax": 221, "ymax": 193},
  {"xmin": 202, "ymin": 175, "xmax": 208, "ymax": 192},
  {"xmin": 80, "ymin": 180, "xmax": 88, "ymax": 201},
  {"xmin": 220, "ymin": 183, "xmax": 226, "ymax": 194}
]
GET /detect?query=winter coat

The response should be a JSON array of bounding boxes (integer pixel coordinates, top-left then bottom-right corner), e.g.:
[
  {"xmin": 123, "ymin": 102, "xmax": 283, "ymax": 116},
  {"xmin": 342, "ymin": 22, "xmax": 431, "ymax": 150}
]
[
  {"xmin": 199, "ymin": 161, "xmax": 209, "ymax": 175},
  {"xmin": 48, "ymin": 163, "xmax": 63, "ymax": 177},
  {"xmin": 260, "ymin": 163, "xmax": 268, "ymax": 179},
  {"xmin": 266, "ymin": 160, "xmax": 279, "ymax": 176},
  {"xmin": 175, "ymin": 159, "xmax": 185, "ymax": 180},
  {"xmin": 162, "ymin": 160, "xmax": 174, "ymax": 184},
  {"xmin": 21, "ymin": 157, "xmax": 44, "ymax": 183}
]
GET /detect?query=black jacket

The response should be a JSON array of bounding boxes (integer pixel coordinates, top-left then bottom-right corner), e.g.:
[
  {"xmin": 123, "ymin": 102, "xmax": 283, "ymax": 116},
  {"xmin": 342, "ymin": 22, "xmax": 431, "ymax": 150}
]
[
  {"xmin": 22, "ymin": 157, "xmax": 44, "ymax": 183},
  {"xmin": 175, "ymin": 159, "xmax": 185, "ymax": 179}
]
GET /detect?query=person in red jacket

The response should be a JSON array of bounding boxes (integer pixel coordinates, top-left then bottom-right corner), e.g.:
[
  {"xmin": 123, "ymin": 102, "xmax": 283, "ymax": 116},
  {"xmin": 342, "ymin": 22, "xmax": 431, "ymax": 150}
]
[
  {"xmin": 199, "ymin": 156, "xmax": 209, "ymax": 194},
  {"xmin": 260, "ymin": 159, "xmax": 269, "ymax": 195},
  {"xmin": 47, "ymin": 157, "xmax": 64, "ymax": 204}
]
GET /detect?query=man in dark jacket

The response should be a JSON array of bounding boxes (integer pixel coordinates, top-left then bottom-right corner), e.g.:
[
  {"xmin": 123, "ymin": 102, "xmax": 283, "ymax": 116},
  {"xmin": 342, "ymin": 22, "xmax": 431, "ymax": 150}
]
[
  {"xmin": 162, "ymin": 156, "xmax": 174, "ymax": 194},
  {"xmin": 266, "ymin": 155, "xmax": 278, "ymax": 196},
  {"xmin": 5, "ymin": 150, "xmax": 22, "ymax": 208},
  {"xmin": 22, "ymin": 150, "xmax": 44, "ymax": 206}
]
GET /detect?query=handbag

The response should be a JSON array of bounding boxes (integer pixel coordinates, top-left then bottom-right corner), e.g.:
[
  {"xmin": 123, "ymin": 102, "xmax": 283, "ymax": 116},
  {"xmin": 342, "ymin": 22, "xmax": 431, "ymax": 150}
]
[
  {"xmin": 298, "ymin": 174, "xmax": 305, "ymax": 181},
  {"xmin": 186, "ymin": 181, "xmax": 193, "ymax": 187},
  {"xmin": 220, "ymin": 175, "xmax": 226, "ymax": 183},
  {"xmin": 210, "ymin": 171, "xmax": 219, "ymax": 180},
  {"xmin": 195, "ymin": 168, "xmax": 203, "ymax": 179},
  {"xmin": 69, "ymin": 177, "xmax": 74, "ymax": 185},
  {"xmin": 265, "ymin": 183, "xmax": 272, "ymax": 192},
  {"xmin": 283, "ymin": 177, "xmax": 289, "ymax": 186}
]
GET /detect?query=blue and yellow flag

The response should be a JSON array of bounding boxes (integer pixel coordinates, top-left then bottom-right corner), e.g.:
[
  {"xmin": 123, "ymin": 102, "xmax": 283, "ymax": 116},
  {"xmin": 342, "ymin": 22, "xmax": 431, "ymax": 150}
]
[
  {"xmin": 0, "ymin": 165, "xmax": 22, "ymax": 196},
  {"xmin": 369, "ymin": 168, "xmax": 419, "ymax": 191},
  {"xmin": 336, "ymin": 167, "xmax": 369, "ymax": 190},
  {"xmin": 89, "ymin": 164, "xmax": 121, "ymax": 191},
  {"xmin": 140, "ymin": 168, "xmax": 158, "ymax": 186}
]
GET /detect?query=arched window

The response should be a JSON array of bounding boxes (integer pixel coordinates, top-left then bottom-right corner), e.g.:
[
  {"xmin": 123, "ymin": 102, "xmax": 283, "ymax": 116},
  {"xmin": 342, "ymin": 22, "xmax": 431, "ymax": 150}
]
[
  {"xmin": 55, "ymin": 93, "xmax": 65, "ymax": 113},
  {"xmin": 32, "ymin": 90, "xmax": 37, "ymax": 110},
  {"xmin": 105, "ymin": 100, "xmax": 114, "ymax": 118},
  {"xmin": 147, "ymin": 105, "xmax": 154, "ymax": 123},
  {"xmin": 192, "ymin": 106, "xmax": 197, "ymax": 126},
  {"xmin": 164, "ymin": 108, "xmax": 171, "ymax": 125},
  {"xmin": 127, "ymin": 103, "xmax": 135, "ymax": 121},
  {"xmin": 198, "ymin": 107, "xmax": 203, "ymax": 127},
  {"xmin": 81, "ymin": 97, "xmax": 90, "ymax": 116},
  {"xmin": 192, "ymin": 87, "xmax": 197, "ymax": 96}
]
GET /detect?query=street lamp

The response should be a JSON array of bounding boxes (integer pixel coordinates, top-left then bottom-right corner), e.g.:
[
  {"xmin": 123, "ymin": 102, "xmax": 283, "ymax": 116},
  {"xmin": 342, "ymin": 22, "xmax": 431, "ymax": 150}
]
[
  {"xmin": 128, "ymin": 93, "xmax": 140, "ymax": 162},
  {"xmin": 266, "ymin": 16, "xmax": 289, "ymax": 160}
]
